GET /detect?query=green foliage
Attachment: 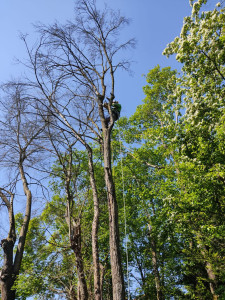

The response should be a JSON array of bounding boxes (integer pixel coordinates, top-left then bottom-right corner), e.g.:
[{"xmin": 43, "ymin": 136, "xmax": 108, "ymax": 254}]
[
  {"xmin": 12, "ymin": 2, "xmax": 225, "ymax": 299},
  {"xmin": 14, "ymin": 145, "xmax": 113, "ymax": 299},
  {"xmin": 15, "ymin": 204, "xmax": 79, "ymax": 299},
  {"xmin": 161, "ymin": 1, "xmax": 225, "ymax": 297}
]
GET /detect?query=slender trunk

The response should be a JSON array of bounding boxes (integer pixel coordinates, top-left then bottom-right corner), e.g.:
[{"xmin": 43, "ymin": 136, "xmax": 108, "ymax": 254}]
[
  {"xmin": 148, "ymin": 224, "xmax": 164, "ymax": 300},
  {"xmin": 99, "ymin": 263, "xmax": 105, "ymax": 299},
  {"xmin": 103, "ymin": 130, "xmax": 125, "ymax": 300},
  {"xmin": 63, "ymin": 154, "xmax": 88, "ymax": 300},
  {"xmin": 70, "ymin": 219, "xmax": 88, "ymax": 300},
  {"xmin": 87, "ymin": 148, "xmax": 101, "ymax": 300},
  {"xmin": 13, "ymin": 163, "xmax": 32, "ymax": 275},
  {"xmin": 196, "ymin": 233, "xmax": 218, "ymax": 299},
  {"xmin": 64, "ymin": 151, "xmax": 89, "ymax": 300}
]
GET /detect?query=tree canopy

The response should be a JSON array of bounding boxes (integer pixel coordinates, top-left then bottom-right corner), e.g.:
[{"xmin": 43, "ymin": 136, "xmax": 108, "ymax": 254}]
[{"xmin": 0, "ymin": 0, "xmax": 225, "ymax": 299}]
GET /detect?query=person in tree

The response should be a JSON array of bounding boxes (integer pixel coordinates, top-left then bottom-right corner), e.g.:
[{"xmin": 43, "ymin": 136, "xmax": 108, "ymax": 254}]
[{"xmin": 104, "ymin": 101, "xmax": 122, "ymax": 128}]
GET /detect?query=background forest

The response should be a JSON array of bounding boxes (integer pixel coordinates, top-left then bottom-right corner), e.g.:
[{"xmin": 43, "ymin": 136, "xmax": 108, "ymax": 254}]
[{"xmin": 0, "ymin": 0, "xmax": 225, "ymax": 299}]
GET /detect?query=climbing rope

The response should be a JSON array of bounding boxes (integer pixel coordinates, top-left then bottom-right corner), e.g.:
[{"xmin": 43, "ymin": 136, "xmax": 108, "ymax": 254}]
[{"xmin": 119, "ymin": 131, "xmax": 130, "ymax": 300}]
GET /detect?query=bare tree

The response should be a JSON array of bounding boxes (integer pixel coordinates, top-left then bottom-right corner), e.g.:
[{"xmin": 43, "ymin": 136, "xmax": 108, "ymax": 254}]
[
  {"xmin": 21, "ymin": 0, "xmax": 134, "ymax": 298},
  {"xmin": 0, "ymin": 83, "xmax": 46, "ymax": 299}
]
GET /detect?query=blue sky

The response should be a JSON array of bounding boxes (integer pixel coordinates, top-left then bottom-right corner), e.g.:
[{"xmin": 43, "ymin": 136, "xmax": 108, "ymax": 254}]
[
  {"xmin": 0, "ymin": 0, "xmax": 193, "ymax": 118},
  {"xmin": 0, "ymin": 0, "xmax": 194, "ymax": 238}
]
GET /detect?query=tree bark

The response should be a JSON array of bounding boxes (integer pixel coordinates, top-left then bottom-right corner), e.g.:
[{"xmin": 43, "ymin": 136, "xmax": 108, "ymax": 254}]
[
  {"xmin": 148, "ymin": 224, "xmax": 164, "ymax": 300},
  {"xmin": 0, "ymin": 239, "xmax": 16, "ymax": 300},
  {"xmin": 196, "ymin": 233, "xmax": 218, "ymax": 299},
  {"xmin": 0, "ymin": 162, "xmax": 32, "ymax": 300},
  {"xmin": 205, "ymin": 261, "xmax": 218, "ymax": 300},
  {"xmin": 103, "ymin": 129, "xmax": 125, "ymax": 300},
  {"xmin": 99, "ymin": 263, "xmax": 105, "ymax": 299},
  {"xmin": 0, "ymin": 190, "xmax": 16, "ymax": 299},
  {"xmin": 87, "ymin": 148, "xmax": 101, "ymax": 300},
  {"xmin": 13, "ymin": 162, "xmax": 32, "ymax": 275},
  {"xmin": 70, "ymin": 219, "xmax": 88, "ymax": 300}
]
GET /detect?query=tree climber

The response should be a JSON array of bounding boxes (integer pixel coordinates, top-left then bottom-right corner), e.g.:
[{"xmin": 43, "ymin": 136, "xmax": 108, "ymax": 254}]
[{"xmin": 104, "ymin": 101, "xmax": 122, "ymax": 128}]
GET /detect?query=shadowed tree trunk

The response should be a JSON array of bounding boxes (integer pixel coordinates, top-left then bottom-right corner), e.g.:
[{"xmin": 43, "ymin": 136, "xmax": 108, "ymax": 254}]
[
  {"xmin": 0, "ymin": 190, "xmax": 16, "ymax": 300},
  {"xmin": 0, "ymin": 162, "xmax": 32, "ymax": 300},
  {"xmin": 1, "ymin": 239, "xmax": 16, "ymax": 300}
]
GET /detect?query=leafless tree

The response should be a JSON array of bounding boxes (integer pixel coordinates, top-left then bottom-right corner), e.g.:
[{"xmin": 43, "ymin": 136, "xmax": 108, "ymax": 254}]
[
  {"xmin": 21, "ymin": 0, "xmax": 134, "ymax": 299},
  {"xmin": 0, "ymin": 83, "xmax": 46, "ymax": 299}
]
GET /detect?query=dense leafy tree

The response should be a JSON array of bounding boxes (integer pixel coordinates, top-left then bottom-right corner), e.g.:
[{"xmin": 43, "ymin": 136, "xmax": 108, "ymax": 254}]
[{"xmin": 163, "ymin": 1, "xmax": 225, "ymax": 298}]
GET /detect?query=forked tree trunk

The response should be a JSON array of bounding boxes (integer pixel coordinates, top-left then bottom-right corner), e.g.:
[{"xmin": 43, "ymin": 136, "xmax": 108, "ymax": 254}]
[{"xmin": 103, "ymin": 129, "xmax": 125, "ymax": 300}]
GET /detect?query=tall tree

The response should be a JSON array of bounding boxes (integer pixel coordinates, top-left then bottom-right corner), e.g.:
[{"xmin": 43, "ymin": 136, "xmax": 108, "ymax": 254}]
[
  {"xmin": 0, "ymin": 84, "xmax": 46, "ymax": 299},
  {"xmin": 163, "ymin": 1, "xmax": 225, "ymax": 298},
  {"xmin": 116, "ymin": 65, "xmax": 184, "ymax": 299},
  {"xmin": 21, "ymin": 0, "xmax": 134, "ymax": 298}
]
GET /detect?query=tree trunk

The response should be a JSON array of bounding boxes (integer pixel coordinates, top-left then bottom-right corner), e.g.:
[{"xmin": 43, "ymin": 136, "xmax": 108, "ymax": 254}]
[
  {"xmin": 13, "ymin": 162, "xmax": 32, "ymax": 275},
  {"xmin": 0, "ymin": 239, "xmax": 16, "ymax": 300},
  {"xmin": 196, "ymin": 233, "xmax": 218, "ymax": 299},
  {"xmin": 103, "ymin": 130, "xmax": 125, "ymax": 300},
  {"xmin": 87, "ymin": 148, "xmax": 101, "ymax": 300},
  {"xmin": 148, "ymin": 224, "xmax": 164, "ymax": 300},
  {"xmin": 205, "ymin": 260, "xmax": 218, "ymax": 299},
  {"xmin": 0, "ymin": 191, "xmax": 16, "ymax": 300},
  {"xmin": 70, "ymin": 220, "xmax": 89, "ymax": 300},
  {"xmin": 99, "ymin": 263, "xmax": 105, "ymax": 299},
  {"xmin": 63, "ymin": 147, "xmax": 89, "ymax": 300},
  {"xmin": 0, "ymin": 162, "xmax": 32, "ymax": 300}
]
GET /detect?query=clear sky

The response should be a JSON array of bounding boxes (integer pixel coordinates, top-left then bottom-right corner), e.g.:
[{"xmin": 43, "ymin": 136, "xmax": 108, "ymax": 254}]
[{"xmin": 0, "ymin": 0, "xmax": 194, "ymax": 118}]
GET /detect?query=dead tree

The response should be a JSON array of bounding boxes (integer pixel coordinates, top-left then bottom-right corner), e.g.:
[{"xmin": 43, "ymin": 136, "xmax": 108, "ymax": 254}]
[
  {"xmin": 22, "ymin": 0, "xmax": 134, "ymax": 298},
  {"xmin": 0, "ymin": 84, "xmax": 46, "ymax": 299}
]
